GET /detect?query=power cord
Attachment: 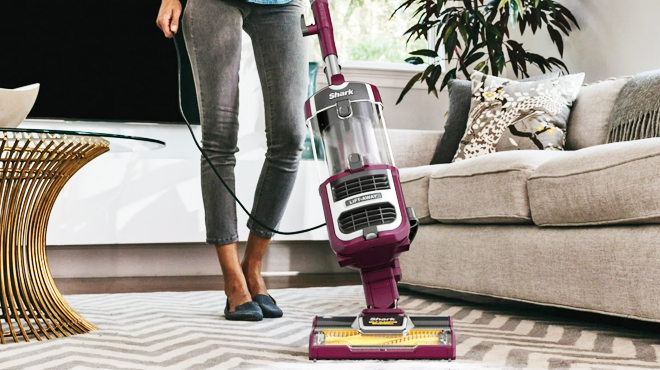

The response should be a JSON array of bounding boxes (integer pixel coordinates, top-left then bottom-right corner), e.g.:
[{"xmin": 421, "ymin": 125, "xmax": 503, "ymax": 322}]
[{"xmin": 174, "ymin": 39, "xmax": 327, "ymax": 236}]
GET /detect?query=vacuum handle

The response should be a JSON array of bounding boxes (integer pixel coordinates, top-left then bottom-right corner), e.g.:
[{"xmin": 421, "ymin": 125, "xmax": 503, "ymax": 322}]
[
  {"xmin": 301, "ymin": 0, "xmax": 337, "ymax": 60},
  {"xmin": 301, "ymin": 15, "xmax": 314, "ymax": 37},
  {"xmin": 301, "ymin": 0, "xmax": 344, "ymax": 85}
]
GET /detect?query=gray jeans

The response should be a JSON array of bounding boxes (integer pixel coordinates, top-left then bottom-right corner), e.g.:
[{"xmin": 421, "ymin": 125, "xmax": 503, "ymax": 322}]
[{"xmin": 182, "ymin": 0, "xmax": 308, "ymax": 245}]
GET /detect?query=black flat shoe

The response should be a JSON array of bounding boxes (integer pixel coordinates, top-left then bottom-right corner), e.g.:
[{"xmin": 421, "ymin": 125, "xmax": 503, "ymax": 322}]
[
  {"xmin": 224, "ymin": 299, "xmax": 263, "ymax": 321},
  {"xmin": 253, "ymin": 294, "xmax": 283, "ymax": 318}
]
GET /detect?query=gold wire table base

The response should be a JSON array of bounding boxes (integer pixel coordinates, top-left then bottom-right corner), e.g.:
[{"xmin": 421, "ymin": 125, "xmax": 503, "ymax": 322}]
[{"xmin": 0, "ymin": 131, "xmax": 109, "ymax": 344}]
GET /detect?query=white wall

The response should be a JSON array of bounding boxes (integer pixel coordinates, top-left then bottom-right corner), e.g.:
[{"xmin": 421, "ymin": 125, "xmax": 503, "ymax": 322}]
[
  {"xmin": 377, "ymin": 87, "xmax": 447, "ymax": 131},
  {"xmin": 517, "ymin": 0, "xmax": 660, "ymax": 82}
]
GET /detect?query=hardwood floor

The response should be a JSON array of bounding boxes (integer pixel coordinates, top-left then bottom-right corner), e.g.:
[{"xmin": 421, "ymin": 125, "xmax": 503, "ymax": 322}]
[{"xmin": 55, "ymin": 273, "xmax": 362, "ymax": 295}]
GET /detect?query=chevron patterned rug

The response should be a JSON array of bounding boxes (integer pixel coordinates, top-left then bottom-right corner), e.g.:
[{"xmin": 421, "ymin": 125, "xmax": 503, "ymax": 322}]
[{"xmin": 0, "ymin": 286, "xmax": 659, "ymax": 370}]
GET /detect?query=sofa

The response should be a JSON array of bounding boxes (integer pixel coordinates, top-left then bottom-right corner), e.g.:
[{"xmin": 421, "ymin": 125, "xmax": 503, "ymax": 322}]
[{"xmin": 388, "ymin": 76, "xmax": 660, "ymax": 323}]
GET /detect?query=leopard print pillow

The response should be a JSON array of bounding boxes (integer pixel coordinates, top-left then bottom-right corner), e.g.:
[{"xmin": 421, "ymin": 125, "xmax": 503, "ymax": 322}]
[{"xmin": 453, "ymin": 71, "xmax": 584, "ymax": 162}]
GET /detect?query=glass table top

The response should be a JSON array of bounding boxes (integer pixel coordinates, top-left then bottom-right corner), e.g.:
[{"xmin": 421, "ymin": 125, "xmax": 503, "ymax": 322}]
[{"xmin": 0, "ymin": 127, "xmax": 166, "ymax": 152}]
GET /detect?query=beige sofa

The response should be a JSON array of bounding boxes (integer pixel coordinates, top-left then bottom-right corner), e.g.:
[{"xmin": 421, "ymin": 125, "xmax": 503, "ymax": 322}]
[{"xmin": 388, "ymin": 78, "xmax": 660, "ymax": 323}]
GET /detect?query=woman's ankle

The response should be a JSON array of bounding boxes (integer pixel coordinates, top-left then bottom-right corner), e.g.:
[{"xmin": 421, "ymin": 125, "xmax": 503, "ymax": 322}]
[
  {"xmin": 241, "ymin": 262, "xmax": 268, "ymax": 297},
  {"xmin": 241, "ymin": 259, "xmax": 261, "ymax": 275},
  {"xmin": 223, "ymin": 272, "xmax": 252, "ymax": 310}
]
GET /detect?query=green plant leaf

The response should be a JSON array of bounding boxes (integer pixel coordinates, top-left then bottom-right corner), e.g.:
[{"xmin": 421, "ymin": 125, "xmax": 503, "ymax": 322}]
[
  {"xmin": 486, "ymin": 23, "xmax": 503, "ymax": 38},
  {"xmin": 475, "ymin": 11, "xmax": 487, "ymax": 25},
  {"xmin": 445, "ymin": 31, "xmax": 459, "ymax": 64},
  {"xmin": 458, "ymin": 23, "xmax": 469, "ymax": 43},
  {"xmin": 442, "ymin": 21, "xmax": 458, "ymax": 43},
  {"xmin": 530, "ymin": 7, "xmax": 541, "ymax": 33},
  {"xmin": 440, "ymin": 68, "xmax": 457, "ymax": 91},
  {"xmin": 519, "ymin": 11, "xmax": 528, "ymax": 34},
  {"xmin": 547, "ymin": 57, "xmax": 569, "ymax": 74},
  {"xmin": 556, "ymin": 3, "xmax": 580, "ymax": 29},
  {"xmin": 547, "ymin": 24, "xmax": 564, "ymax": 56},
  {"xmin": 495, "ymin": 51, "xmax": 506, "ymax": 73},
  {"xmin": 497, "ymin": 0, "xmax": 509, "ymax": 10},
  {"xmin": 405, "ymin": 56, "xmax": 425, "ymax": 65},
  {"xmin": 409, "ymin": 49, "xmax": 439, "ymax": 57},
  {"xmin": 506, "ymin": 45, "xmax": 519, "ymax": 76},
  {"xmin": 421, "ymin": 64, "xmax": 435, "ymax": 81},
  {"xmin": 551, "ymin": 19, "xmax": 570, "ymax": 35},
  {"xmin": 463, "ymin": 52, "xmax": 486, "ymax": 67},
  {"xmin": 428, "ymin": 64, "xmax": 444, "ymax": 93},
  {"xmin": 397, "ymin": 72, "xmax": 423, "ymax": 105},
  {"xmin": 525, "ymin": 52, "xmax": 550, "ymax": 73}
]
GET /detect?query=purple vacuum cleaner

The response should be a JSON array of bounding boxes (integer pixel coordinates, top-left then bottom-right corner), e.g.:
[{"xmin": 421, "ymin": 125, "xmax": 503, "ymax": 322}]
[{"xmin": 302, "ymin": 0, "xmax": 457, "ymax": 361}]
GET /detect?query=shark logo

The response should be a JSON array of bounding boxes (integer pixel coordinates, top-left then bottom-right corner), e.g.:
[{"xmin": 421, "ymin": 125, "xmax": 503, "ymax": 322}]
[
  {"xmin": 368, "ymin": 317, "xmax": 398, "ymax": 326},
  {"xmin": 329, "ymin": 89, "xmax": 354, "ymax": 100},
  {"xmin": 362, "ymin": 315, "xmax": 405, "ymax": 327}
]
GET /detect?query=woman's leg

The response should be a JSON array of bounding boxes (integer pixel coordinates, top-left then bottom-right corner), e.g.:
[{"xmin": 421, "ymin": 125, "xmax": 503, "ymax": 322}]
[
  {"xmin": 241, "ymin": 0, "xmax": 308, "ymax": 297},
  {"xmin": 217, "ymin": 242, "xmax": 251, "ymax": 309},
  {"xmin": 182, "ymin": 0, "xmax": 252, "ymax": 311},
  {"xmin": 241, "ymin": 234, "xmax": 270, "ymax": 296}
]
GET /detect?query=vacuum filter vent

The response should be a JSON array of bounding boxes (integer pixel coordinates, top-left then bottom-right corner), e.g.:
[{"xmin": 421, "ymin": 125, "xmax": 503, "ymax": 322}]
[
  {"xmin": 332, "ymin": 173, "xmax": 390, "ymax": 201},
  {"xmin": 338, "ymin": 202, "xmax": 396, "ymax": 234}
]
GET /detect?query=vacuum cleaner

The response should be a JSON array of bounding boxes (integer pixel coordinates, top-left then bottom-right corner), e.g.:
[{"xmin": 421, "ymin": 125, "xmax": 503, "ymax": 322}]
[{"xmin": 301, "ymin": 0, "xmax": 457, "ymax": 361}]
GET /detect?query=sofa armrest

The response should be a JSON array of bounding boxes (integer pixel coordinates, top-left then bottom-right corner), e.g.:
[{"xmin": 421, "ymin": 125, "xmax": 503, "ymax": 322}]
[{"xmin": 387, "ymin": 129, "xmax": 443, "ymax": 168}]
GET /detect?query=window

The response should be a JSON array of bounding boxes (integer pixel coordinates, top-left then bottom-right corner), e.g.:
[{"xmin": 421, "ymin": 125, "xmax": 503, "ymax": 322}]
[{"xmin": 306, "ymin": 0, "xmax": 427, "ymax": 66}]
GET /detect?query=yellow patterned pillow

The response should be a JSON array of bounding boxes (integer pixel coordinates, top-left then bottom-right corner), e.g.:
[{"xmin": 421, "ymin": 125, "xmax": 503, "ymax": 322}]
[{"xmin": 453, "ymin": 71, "xmax": 584, "ymax": 162}]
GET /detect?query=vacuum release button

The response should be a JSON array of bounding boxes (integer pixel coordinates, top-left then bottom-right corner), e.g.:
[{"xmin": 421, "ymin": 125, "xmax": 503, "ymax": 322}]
[
  {"xmin": 363, "ymin": 226, "xmax": 379, "ymax": 240},
  {"xmin": 337, "ymin": 100, "xmax": 352, "ymax": 118},
  {"xmin": 348, "ymin": 153, "xmax": 364, "ymax": 171}
]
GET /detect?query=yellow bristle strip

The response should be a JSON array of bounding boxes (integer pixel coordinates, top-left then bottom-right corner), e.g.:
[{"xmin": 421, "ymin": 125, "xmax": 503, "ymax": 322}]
[{"xmin": 320, "ymin": 330, "xmax": 444, "ymax": 347}]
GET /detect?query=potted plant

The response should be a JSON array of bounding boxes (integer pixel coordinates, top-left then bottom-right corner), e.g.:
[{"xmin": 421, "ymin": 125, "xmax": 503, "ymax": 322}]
[{"xmin": 395, "ymin": 0, "xmax": 580, "ymax": 103}]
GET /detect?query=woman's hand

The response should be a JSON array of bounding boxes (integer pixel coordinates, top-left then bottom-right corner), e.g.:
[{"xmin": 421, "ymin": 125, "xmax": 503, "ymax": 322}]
[{"xmin": 156, "ymin": 0, "xmax": 182, "ymax": 38}]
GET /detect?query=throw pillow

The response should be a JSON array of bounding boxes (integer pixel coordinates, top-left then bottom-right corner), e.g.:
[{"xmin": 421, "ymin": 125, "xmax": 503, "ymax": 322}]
[
  {"xmin": 430, "ymin": 71, "xmax": 560, "ymax": 164},
  {"xmin": 453, "ymin": 71, "xmax": 584, "ymax": 162},
  {"xmin": 565, "ymin": 77, "xmax": 631, "ymax": 150}
]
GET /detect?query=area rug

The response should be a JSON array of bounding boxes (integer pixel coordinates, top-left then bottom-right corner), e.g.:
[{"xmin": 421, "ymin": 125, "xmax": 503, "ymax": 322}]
[{"xmin": 0, "ymin": 286, "xmax": 659, "ymax": 369}]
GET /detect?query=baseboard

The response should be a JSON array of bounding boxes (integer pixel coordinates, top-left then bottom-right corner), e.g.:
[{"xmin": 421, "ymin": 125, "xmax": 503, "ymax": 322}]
[{"xmin": 46, "ymin": 241, "xmax": 351, "ymax": 278}]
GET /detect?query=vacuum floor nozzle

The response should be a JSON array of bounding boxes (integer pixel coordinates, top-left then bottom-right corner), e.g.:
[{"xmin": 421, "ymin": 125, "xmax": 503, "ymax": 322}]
[
  {"xmin": 319, "ymin": 329, "xmax": 448, "ymax": 347},
  {"xmin": 309, "ymin": 312, "xmax": 456, "ymax": 360}
]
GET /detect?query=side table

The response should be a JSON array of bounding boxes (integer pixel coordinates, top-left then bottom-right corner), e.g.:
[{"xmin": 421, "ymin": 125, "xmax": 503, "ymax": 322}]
[{"xmin": 0, "ymin": 129, "xmax": 164, "ymax": 344}]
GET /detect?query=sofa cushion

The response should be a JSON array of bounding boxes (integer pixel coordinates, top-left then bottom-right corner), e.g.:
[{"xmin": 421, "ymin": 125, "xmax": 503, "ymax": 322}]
[
  {"xmin": 430, "ymin": 79, "xmax": 472, "ymax": 164},
  {"xmin": 529, "ymin": 137, "xmax": 660, "ymax": 226},
  {"xmin": 430, "ymin": 72, "xmax": 561, "ymax": 165},
  {"xmin": 388, "ymin": 129, "xmax": 443, "ymax": 168},
  {"xmin": 400, "ymin": 165, "xmax": 445, "ymax": 224},
  {"xmin": 565, "ymin": 77, "xmax": 631, "ymax": 150},
  {"xmin": 453, "ymin": 72, "xmax": 584, "ymax": 162},
  {"xmin": 429, "ymin": 151, "xmax": 565, "ymax": 224}
]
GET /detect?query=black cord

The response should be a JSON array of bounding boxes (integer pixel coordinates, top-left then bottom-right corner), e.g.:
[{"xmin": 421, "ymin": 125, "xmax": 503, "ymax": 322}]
[
  {"xmin": 173, "ymin": 38, "xmax": 327, "ymax": 236},
  {"xmin": 182, "ymin": 119, "xmax": 327, "ymax": 235}
]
